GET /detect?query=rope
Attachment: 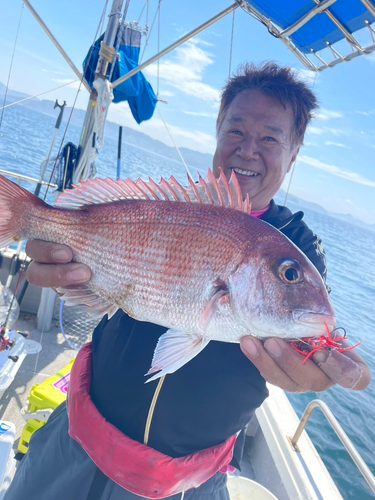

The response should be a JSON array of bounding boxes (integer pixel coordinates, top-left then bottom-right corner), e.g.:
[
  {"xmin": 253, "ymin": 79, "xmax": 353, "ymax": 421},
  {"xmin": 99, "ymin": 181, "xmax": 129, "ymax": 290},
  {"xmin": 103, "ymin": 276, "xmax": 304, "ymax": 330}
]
[
  {"xmin": 72, "ymin": 79, "xmax": 113, "ymax": 184},
  {"xmin": 99, "ymin": 41, "xmax": 116, "ymax": 63},
  {"xmin": 228, "ymin": 10, "xmax": 236, "ymax": 78},
  {"xmin": 156, "ymin": 107, "xmax": 193, "ymax": 179},
  {"xmin": 0, "ymin": 3, "xmax": 24, "ymax": 129}
]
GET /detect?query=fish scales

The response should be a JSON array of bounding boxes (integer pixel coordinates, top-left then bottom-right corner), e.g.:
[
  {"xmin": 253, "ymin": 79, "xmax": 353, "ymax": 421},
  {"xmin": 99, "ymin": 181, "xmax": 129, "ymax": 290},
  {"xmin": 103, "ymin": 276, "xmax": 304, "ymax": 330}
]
[{"xmin": 0, "ymin": 172, "xmax": 336, "ymax": 381}]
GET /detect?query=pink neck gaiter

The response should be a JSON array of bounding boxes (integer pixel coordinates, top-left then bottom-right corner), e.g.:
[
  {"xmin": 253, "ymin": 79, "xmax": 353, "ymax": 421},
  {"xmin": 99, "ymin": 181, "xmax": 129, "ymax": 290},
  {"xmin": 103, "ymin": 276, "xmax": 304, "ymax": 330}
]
[{"xmin": 250, "ymin": 204, "xmax": 270, "ymax": 218}]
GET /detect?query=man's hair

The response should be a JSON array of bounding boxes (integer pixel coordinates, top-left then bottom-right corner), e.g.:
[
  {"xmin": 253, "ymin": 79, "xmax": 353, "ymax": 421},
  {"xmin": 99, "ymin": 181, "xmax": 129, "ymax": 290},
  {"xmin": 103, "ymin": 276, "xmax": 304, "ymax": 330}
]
[{"xmin": 216, "ymin": 62, "xmax": 319, "ymax": 146}]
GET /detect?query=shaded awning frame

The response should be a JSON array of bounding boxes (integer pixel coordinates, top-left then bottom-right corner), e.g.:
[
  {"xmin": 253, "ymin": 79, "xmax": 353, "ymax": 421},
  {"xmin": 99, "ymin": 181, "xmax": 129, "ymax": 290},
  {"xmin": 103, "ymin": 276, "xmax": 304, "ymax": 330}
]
[{"xmin": 240, "ymin": 0, "xmax": 375, "ymax": 72}]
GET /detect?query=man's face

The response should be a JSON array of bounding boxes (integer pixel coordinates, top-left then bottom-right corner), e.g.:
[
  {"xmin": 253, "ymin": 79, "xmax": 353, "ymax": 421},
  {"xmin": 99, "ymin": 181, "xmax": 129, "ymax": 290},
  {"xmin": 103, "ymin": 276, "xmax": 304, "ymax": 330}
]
[{"xmin": 213, "ymin": 89, "xmax": 300, "ymax": 211}]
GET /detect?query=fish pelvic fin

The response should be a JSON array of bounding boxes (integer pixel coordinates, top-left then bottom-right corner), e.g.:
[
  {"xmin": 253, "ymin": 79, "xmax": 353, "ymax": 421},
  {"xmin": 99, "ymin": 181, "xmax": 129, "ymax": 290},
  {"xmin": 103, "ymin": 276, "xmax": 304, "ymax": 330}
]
[
  {"xmin": 145, "ymin": 330, "xmax": 210, "ymax": 383},
  {"xmin": 57, "ymin": 285, "xmax": 119, "ymax": 319},
  {"xmin": 0, "ymin": 175, "xmax": 43, "ymax": 248},
  {"xmin": 54, "ymin": 169, "xmax": 252, "ymax": 215}
]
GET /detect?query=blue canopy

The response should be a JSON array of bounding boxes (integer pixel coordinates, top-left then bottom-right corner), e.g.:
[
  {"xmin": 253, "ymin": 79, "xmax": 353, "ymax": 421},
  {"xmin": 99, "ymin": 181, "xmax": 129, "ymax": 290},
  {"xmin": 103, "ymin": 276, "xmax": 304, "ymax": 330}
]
[
  {"xmin": 83, "ymin": 26, "xmax": 157, "ymax": 124},
  {"xmin": 244, "ymin": 0, "xmax": 375, "ymax": 54}
]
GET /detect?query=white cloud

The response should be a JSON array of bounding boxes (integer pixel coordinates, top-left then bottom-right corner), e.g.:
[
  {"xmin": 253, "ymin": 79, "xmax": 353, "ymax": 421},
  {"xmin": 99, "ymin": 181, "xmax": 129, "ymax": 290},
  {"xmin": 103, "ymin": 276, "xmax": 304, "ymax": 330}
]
[
  {"xmin": 160, "ymin": 90, "xmax": 175, "ymax": 97},
  {"xmin": 316, "ymin": 109, "xmax": 344, "ymax": 120},
  {"xmin": 296, "ymin": 69, "xmax": 317, "ymax": 85},
  {"xmin": 325, "ymin": 127, "xmax": 347, "ymax": 137},
  {"xmin": 356, "ymin": 109, "xmax": 375, "ymax": 116},
  {"xmin": 182, "ymin": 110, "xmax": 217, "ymax": 118},
  {"xmin": 307, "ymin": 126, "xmax": 324, "ymax": 135},
  {"xmin": 298, "ymin": 155, "xmax": 375, "ymax": 187},
  {"xmin": 325, "ymin": 141, "xmax": 352, "ymax": 150},
  {"xmin": 42, "ymin": 69, "xmax": 65, "ymax": 75},
  {"xmin": 144, "ymin": 40, "xmax": 220, "ymax": 103}
]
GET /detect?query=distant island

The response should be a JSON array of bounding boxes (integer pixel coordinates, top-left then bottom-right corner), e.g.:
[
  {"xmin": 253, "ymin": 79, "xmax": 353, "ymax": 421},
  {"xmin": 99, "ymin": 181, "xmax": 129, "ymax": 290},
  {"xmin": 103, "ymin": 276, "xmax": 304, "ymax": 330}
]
[{"xmin": 1, "ymin": 82, "xmax": 374, "ymax": 233}]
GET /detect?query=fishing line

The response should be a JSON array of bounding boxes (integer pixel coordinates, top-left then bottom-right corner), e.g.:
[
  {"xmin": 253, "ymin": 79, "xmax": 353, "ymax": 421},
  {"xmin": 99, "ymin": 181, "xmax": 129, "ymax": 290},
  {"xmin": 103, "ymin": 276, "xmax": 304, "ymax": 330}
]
[
  {"xmin": 0, "ymin": 2, "xmax": 24, "ymax": 129},
  {"xmin": 59, "ymin": 301, "xmax": 80, "ymax": 350},
  {"xmin": 156, "ymin": 107, "xmax": 193, "ymax": 179}
]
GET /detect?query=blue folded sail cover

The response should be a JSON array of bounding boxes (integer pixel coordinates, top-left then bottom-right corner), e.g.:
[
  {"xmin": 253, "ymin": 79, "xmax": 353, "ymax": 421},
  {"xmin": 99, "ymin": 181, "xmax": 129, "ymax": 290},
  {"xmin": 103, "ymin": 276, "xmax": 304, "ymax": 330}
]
[
  {"xmin": 244, "ymin": 0, "xmax": 375, "ymax": 53},
  {"xmin": 83, "ymin": 27, "xmax": 157, "ymax": 124}
]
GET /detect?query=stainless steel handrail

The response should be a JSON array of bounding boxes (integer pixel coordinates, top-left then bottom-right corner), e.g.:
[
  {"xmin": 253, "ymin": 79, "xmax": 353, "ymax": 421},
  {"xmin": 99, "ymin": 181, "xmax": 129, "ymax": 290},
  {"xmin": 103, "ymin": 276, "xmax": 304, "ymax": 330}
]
[
  {"xmin": 291, "ymin": 399, "xmax": 375, "ymax": 494},
  {"xmin": 0, "ymin": 169, "xmax": 57, "ymax": 188}
]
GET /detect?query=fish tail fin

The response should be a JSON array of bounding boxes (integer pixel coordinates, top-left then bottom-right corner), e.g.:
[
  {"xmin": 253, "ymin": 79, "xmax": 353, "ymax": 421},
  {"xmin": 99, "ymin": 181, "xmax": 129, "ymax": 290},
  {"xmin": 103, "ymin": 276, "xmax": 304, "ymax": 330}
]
[{"xmin": 0, "ymin": 175, "xmax": 40, "ymax": 248}]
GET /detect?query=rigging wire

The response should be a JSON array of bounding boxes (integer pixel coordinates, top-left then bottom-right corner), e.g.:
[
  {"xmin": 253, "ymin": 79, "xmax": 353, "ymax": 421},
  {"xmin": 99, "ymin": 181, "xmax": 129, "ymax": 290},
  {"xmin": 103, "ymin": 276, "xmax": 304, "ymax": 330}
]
[
  {"xmin": 284, "ymin": 71, "xmax": 318, "ymax": 206},
  {"xmin": 157, "ymin": 0, "xmax": 161, "ymax": 97},
  {"xmin": 0, "ymin": 2, "xmax": 24, "ymax": 129},
  {"xmin": 139, "ymin": 0, "xmax": 162, "ymax": 64},
  {"xmin": 43, "ymin": 0, "xmax": 111, "ymax": 200},
  {"xmin": 137, "ymin": 0, "xmax": 149, "ymax": 24},
  {"xmin": 156, "ymin": 107, "xmax": 192, "ymax": 179},
  {"xmin": 0, "ymin": 80, "xmax": 79, "ymax": 111},
  {"xmin": 228, "ymin": 10, "xmax": 236, "ymax": 78}
]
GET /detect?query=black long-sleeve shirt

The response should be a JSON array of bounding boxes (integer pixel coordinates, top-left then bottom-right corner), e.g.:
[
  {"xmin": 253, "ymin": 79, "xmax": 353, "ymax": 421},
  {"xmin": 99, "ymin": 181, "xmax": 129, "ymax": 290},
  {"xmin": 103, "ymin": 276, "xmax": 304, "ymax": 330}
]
[{"xmin": 90, "ymin": 200, "xmax": 328, "ymax": 467}]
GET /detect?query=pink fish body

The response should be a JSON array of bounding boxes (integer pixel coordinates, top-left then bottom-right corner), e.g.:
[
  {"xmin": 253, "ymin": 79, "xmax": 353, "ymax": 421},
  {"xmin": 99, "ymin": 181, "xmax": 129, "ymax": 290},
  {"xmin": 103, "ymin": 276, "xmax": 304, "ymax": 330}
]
[{"xmin": 0, "ymin": 171, "xmax": 335, "ymax": 380}]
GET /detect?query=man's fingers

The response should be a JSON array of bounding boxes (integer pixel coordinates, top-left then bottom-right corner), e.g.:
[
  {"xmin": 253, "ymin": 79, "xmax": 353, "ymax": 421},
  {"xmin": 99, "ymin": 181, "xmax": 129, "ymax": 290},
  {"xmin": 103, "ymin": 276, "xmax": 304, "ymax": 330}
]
[
  {"xmin": 26, "ymin": 261, "xmax": 91, "ymax": 288},
  {"xmin": 241, "ymin": 337, "xmax": 335, "ymax": 393},
  {"xmin": 26, "ymin": 240, "xmax": 73, "ymax": 264},
  {"xmin": 241, "ymin": 337, "xmax": 307, "ymax": 393},
  {"xmin": 313, "ymin": 349, "xmax": 370, "ymax": 390}
]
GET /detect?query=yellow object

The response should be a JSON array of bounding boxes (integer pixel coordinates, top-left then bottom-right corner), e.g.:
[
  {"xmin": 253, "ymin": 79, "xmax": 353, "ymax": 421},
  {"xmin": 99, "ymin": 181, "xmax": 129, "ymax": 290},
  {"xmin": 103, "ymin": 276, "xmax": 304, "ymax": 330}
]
[{"xmin": 18, "ymin": 359, "xmax": 75, "ymax": 454}]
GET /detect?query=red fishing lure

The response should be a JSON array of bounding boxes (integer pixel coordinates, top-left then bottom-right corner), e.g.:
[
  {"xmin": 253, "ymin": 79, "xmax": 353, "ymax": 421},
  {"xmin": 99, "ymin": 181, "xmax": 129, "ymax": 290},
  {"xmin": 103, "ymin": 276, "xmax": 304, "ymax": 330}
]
[{"xmin": 289, "ymin": 323, "xmax": 362, "ymax": 363}]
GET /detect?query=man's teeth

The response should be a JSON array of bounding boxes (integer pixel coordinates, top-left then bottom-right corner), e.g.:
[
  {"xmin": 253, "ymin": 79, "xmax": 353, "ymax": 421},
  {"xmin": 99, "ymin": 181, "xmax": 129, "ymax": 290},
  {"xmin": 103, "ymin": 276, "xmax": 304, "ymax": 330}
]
[{"xmin": 232, "ymin": 167, "xmax": 259, "ymax": 177}]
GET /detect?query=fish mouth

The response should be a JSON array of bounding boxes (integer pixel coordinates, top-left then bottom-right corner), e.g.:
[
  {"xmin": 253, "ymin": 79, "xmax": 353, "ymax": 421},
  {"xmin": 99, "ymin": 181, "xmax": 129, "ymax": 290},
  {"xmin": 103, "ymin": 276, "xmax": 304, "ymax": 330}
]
[
  {"xmin": 292, "ymin": 311, "xmax": 336, "ymax": 332},
  {"xmin": 231, "ymin": 167, "xmax": 260, "ymax": 178}
]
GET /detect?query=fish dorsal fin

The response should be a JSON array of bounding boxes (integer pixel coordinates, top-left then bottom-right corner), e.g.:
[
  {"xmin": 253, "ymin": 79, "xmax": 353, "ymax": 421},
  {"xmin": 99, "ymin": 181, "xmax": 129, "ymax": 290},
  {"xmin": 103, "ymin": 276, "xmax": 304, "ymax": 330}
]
[{"xmin": 54, "ymin": 169, "xmax": 251, "ymax": 214}]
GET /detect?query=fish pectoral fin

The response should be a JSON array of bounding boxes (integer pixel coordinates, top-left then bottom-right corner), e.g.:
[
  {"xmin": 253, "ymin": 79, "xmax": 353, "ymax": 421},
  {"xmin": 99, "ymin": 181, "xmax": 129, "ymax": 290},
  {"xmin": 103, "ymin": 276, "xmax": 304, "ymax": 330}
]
[
  {"xmin": 57, "ymin": 285, "xmax": 119, "ymax": 319},
  {"xmin": 201, "ymin": 282, "xmax": 230, "ymax": 331},
  {"xmin": 145, "ymin": 330, "xmax": 210, "ymax": 383}
]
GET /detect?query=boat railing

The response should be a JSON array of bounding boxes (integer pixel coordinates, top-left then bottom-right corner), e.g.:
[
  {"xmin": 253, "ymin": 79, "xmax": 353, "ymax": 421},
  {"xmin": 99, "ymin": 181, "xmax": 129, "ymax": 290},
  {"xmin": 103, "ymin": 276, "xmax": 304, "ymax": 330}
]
[
  {"xmin": 290, "ymin": 399, "xmax": 375, "ymax": 494},
  {"xmin": 0, "ymin": 169, "xmax": 56, "ymax": 189}
]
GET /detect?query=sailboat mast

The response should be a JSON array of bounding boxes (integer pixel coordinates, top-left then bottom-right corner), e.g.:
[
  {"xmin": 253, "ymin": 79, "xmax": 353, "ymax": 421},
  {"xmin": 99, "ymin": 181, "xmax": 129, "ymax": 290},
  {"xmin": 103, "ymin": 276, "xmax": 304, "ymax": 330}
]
[{"xmin": 76, "ymin": 0, "xmax": 125, "ymax": 172}]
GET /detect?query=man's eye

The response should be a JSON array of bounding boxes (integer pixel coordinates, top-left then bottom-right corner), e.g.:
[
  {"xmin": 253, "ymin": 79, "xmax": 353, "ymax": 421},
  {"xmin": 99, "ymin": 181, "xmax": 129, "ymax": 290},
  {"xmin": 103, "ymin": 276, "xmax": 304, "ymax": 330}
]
[
  {"xmin": 264, "ymin": 136, "xmax": 276, "ymax": 142},
  {"xmin": 230, "ymin": 130, "xmax": 243, "ymax": 136}
]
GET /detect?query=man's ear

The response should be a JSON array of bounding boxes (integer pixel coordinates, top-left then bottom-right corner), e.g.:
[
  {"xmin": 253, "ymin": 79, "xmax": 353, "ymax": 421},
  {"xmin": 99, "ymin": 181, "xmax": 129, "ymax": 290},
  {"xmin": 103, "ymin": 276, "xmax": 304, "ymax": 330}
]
[{"xmin": 287, "ymin": 146, "xmax": 300, "ymax": 173}]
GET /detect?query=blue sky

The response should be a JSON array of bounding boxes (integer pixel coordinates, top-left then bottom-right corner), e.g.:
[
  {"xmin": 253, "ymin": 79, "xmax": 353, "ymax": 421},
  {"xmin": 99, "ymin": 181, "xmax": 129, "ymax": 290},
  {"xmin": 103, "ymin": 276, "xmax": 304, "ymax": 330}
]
[{"xmin": 1, "ymin": 1, "xmax": 375, "ymax": 223}]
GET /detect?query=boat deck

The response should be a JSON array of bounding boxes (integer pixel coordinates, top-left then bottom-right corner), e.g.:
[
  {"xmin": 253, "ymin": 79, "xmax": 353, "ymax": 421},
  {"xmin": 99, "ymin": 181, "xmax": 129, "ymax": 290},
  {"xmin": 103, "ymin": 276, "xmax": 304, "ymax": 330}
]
[{"xmin": 0, "ymin": 311, "xmax": 79, "ymax": 444}]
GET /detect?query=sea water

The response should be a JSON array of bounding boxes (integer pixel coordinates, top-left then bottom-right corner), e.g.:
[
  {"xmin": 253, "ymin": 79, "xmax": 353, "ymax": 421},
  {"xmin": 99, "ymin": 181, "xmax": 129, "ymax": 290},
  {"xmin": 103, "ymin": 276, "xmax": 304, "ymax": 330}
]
[{"xmin": 0, "ymin": 104, "xmax": 374, "ymax": 499}]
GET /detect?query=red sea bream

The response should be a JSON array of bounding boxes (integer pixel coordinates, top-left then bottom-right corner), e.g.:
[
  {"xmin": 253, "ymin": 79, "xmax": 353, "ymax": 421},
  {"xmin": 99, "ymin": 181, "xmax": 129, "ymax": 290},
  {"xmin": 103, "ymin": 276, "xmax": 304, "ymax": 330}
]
[{"xmin": 0, "ymin": 170, "xmax": 335, "ymax": 381}]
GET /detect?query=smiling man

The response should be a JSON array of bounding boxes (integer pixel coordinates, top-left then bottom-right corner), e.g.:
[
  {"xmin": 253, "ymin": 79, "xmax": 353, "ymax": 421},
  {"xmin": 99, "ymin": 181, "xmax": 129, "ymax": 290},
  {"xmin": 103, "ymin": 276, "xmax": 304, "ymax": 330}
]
[
  {"xmin": 5, "ymin": 62, "xmax": 370, "ymax": 500},
  {"xmin": 213, "ymin": 89, "xmax": 299, "ymax": 211}
]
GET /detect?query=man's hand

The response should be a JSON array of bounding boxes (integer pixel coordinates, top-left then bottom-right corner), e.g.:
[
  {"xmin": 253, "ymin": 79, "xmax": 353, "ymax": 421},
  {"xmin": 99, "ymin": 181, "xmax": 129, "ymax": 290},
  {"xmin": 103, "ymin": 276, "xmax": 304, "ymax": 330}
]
[
  {"xmin": 26, "ymin": 240, "xmax": 91, "ymax": 288},
  {"xmin": 240, "ymin": 336, "xmax": 371, "ymax": 392}
]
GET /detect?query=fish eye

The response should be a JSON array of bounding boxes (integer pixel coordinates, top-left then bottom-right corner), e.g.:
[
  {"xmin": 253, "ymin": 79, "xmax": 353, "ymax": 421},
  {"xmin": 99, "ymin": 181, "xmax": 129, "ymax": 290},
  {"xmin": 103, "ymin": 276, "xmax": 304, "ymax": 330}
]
[{"xmin": 278, "ymin": 260, "xmax": 303, "ymax": 284}]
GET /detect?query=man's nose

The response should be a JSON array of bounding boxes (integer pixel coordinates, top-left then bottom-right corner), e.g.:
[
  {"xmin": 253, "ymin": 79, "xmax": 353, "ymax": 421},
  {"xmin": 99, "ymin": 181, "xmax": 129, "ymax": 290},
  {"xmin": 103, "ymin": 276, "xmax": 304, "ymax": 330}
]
[{"xmin": 236, "ymin": 137, "xmax": 260, "ymax": 160}]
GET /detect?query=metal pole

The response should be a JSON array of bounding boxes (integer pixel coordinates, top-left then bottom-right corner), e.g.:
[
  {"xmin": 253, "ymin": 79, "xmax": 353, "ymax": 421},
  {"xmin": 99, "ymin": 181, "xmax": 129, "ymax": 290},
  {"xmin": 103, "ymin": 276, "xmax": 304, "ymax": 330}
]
[
  {"xmin": 291, "ymin": 399, "xmax": 375, "ymax": 494},
  {"xmin": 35, "ymin": 100, "xmax": 66, "ymax": 197},
  {"xmin": 117, "ymin": 126, "xmax": 122, "ymax": 180},
  {"xmin": 95, "ymin": 0, "xmax": 124, "ymax": 80},
  {"xmin": 75, "ymin": 0, "xmax": 125, "ymax": 166},
  {"xmin": 22, "ymin": 0, "xmax": 91, "ymax": 92},
  {"xmin": 112, "ymin": 2, "xmax": 240, "ymax": 89}
]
